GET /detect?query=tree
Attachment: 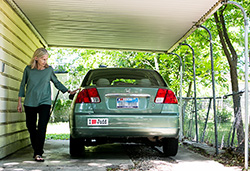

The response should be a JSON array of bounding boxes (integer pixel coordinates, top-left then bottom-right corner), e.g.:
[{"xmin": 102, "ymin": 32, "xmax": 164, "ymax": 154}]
[{"xmin": 213, "ymin": 2, "xmax": 249, "ymax": 150}]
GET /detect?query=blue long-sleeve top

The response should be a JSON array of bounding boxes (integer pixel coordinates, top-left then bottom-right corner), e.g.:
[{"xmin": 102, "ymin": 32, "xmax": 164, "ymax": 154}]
[{"xmin": 18, "ymin": 65, "xmax": 68, "ymax": 107}]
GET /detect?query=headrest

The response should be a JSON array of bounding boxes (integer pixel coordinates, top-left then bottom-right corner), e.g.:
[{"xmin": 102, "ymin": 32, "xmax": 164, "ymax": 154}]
[
  {"xmin": 139, "ymin": 79, "xmax": 151, "ymax": 86},
  {"xmin": 96, "ymin": 78, "xmax": 110, "ymax": 86}
]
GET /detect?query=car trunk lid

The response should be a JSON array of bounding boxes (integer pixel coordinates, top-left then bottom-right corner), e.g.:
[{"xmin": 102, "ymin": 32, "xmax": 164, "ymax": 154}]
[{"xmin": 93, "ymin": 87, "xmax": 162, "ymax": 114}]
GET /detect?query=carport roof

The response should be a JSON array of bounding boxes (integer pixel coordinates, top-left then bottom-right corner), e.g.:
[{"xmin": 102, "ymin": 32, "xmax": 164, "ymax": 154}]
[{"xmin": 7, "ymin": 0, "xmax": 222, "ymax": 52}]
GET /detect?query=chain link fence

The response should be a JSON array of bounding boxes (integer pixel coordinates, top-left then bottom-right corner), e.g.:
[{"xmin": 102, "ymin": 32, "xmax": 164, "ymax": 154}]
[{"xmin": 182, "ymin": 91, "xmax": 246, "ymax": 149}]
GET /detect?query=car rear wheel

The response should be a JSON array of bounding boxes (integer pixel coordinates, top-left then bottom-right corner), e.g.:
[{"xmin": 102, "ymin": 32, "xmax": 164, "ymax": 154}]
[
  {"xmin": 162, "ymin": 138, "xmax": 178, "ymax": 157},
  {"xmin": 70, "ymin": 136, "xmax": 85, "ymax": 156}
]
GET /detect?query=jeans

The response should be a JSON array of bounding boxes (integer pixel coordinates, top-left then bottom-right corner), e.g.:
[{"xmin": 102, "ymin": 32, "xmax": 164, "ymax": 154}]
[{"xmin": 24, "ymin": 105, "xmax": 51, "ymax": 156}]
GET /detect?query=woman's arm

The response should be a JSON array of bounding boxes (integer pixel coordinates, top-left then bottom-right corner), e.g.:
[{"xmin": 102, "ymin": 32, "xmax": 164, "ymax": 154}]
[
  {"xmin": 17, "ymin": 66, "xmax": 28, "ymax": 113},
  {"xmin": 17, "ymin": 97, "xmax": 22, "ymax": 113},
  {"xmin": 67, "ymin": 88, "xmax": 80, "ymax": 94}
]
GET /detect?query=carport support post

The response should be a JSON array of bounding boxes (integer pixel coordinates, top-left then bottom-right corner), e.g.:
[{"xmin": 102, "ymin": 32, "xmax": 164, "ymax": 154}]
[
  {"xmin": 168, "ymin": 53, "xmax": 183, "ymax": 140},
  {"xmin": 221, "ymin": 1, "xmax": 249, "ymax": 169},
  {"xmin": 199, "ymin": 25, "xmax": 218, "ymax": 155},
  {"xmin": 180, "ymin": 43, "xmax": 198, "ymax": 143}
]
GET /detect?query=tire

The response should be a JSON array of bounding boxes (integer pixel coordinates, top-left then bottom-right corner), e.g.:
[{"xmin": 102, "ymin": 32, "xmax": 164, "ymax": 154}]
[
  {"xmin": 162, "ymin": 138, "xmax": 178, "ymax": 157},
  {"xmin": 70, "ymin": 136, "xmax": 85, "ymax": 156}
]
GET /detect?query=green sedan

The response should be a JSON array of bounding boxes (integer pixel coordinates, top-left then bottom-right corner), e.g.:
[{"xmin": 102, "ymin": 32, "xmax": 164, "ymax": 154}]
[{"xmin": 69, "ymin": 68, "xmax": 179, "ymax": 157}]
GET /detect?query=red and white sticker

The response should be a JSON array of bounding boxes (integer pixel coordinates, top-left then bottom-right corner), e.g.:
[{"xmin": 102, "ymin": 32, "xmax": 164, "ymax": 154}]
[{"xmin": 87, "ymin": 118, "xmax": 108, "ymax": 126}]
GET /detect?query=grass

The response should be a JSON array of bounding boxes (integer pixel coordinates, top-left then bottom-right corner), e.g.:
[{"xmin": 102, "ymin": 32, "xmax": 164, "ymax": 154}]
[
  {"xmin": 46, "ymin": 122, "xmax": 70, "ymax": 140},
  {"xmin": 46, "ymin": 133, "xmax": 69, "ymax": 140}
]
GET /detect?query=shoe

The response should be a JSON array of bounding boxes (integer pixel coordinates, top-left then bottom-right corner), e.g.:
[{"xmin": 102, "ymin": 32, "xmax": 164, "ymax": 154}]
[{"xmin": 34, "ymin": 155, "xmax": 44, "ymax": 162}]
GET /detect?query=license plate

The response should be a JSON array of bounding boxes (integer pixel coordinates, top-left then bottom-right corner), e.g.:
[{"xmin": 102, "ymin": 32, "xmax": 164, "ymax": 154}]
[
  {"xmin": 87, "ymin": 118, "xmax": 108, "ymax": 126},
  {"xmin": 117, "ymin": 97, "xmax": 139, "ymax": 108}
]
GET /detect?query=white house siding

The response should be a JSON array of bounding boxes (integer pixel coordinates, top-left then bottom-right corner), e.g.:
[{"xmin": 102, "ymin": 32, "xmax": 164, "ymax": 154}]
[{"xmin": 0, "ymin": 0, "xmax": 44, "ymax": 159}]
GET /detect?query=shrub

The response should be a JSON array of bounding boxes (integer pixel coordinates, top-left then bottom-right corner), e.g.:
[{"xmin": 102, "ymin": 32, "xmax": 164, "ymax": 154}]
[
  {"xmin": 217, "ymin": 108, "xmax": 233, "ymax": 123},
  {"xmin": 50, "ymin": 99, "xmax": 72, "ymax": 122}
]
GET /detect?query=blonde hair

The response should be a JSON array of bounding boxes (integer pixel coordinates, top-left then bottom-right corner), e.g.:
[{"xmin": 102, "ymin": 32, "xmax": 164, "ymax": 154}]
[{"xmin": 30, "ymin": 48, "xmax": 49, "ymax": 69}]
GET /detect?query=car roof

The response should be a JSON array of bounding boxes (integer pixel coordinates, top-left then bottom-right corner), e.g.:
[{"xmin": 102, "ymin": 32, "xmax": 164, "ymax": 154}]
[{"xmin": 89, "ymin": 67, "xmax": 157, "ymax": 72}]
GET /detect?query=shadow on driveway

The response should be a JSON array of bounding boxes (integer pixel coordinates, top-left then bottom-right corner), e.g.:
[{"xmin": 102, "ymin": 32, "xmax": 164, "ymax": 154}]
[{"xmin": 0, "ymin": 140, "xmax": 133, "ymax": 171}]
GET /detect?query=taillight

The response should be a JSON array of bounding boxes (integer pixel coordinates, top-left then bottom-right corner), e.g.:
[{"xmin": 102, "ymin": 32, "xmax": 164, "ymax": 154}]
[
  {"xmin": 154, "ymin": 88, "xmax": 178, "ymax": 104},
  {"xmin": 75, "ymin": 88, "xmax": 101, "ymax": 103}
]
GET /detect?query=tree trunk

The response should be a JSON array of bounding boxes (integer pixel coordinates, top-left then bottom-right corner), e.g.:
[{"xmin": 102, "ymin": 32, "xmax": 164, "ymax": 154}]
[
  {"xmin": 214, "ymin": 8, "xmax": 244, "ymax": 150},
  {"xmin": 154, "ymin": 55, "xmax": 159, "ymax": 72},
  {"xmin": 230, "ymin": 63, "xmax": 244, "ymax": 150}
]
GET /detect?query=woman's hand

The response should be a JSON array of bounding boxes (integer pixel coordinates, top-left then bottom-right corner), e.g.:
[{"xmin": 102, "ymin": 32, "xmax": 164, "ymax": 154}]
[
  {"xmin": 17, "ymin": 97, "xmax": 22, "ymax": 113},
  {"xmin": 68, "ymin": 88, "xmax": 80, "ymax": 95}
]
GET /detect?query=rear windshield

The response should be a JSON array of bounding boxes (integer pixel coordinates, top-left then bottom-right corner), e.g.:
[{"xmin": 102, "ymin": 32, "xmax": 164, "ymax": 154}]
[{"xmin": 81, "ymin": 68, "xmax": 167, "ymax": 87}]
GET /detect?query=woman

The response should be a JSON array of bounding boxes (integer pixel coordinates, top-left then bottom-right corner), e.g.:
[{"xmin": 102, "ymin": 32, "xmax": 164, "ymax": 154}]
[{"xmin": 17, "ymin": 48, "xmax": 78, "ymax": 162}]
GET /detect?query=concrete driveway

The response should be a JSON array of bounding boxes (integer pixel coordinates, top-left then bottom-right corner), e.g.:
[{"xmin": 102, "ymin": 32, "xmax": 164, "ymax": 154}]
[
  {"xmin": 172, "ymin": 147, "xmax": 241, "ymax": 171},
  {"xmin": 0, "ymin": 140, "xmax": 242, "ymax": 171},
  {"xmin": 0, "ymin": 140, "xmax": 132, "ymax": 171}
]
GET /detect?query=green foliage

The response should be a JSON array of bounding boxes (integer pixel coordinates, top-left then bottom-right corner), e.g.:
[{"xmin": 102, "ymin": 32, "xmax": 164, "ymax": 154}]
[
  {"xmin": 46, "ymin": 134, "xmax": 69, "ymax": 140},
  {"xmin": 47, "ymin": 46, "xmax": 232, "ymax": 122},
  {"xmin": 50, "ymin": 99, "xmax": 72, "ymax": 122},
  {"xmin": 217, "ymin": 109, "xmax": 233, "ymax": 123}
]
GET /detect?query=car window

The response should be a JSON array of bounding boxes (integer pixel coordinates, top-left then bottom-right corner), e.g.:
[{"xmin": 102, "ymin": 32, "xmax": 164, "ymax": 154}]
[{"xmin": 81, "ymin": 68, "xmax": 167, "ymax": 87}]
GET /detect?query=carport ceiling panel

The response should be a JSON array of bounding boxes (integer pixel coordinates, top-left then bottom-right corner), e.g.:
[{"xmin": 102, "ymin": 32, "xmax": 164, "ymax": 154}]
[{"xmin": 11, "ymin": 0, "xmax": 220, "ymax": 51}]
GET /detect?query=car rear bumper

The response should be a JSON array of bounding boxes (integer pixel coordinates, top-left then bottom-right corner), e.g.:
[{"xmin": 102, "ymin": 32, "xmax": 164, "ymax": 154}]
[{"xmin": 70, "ymin": 114, "xmax": 179, "ymax": 138}]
